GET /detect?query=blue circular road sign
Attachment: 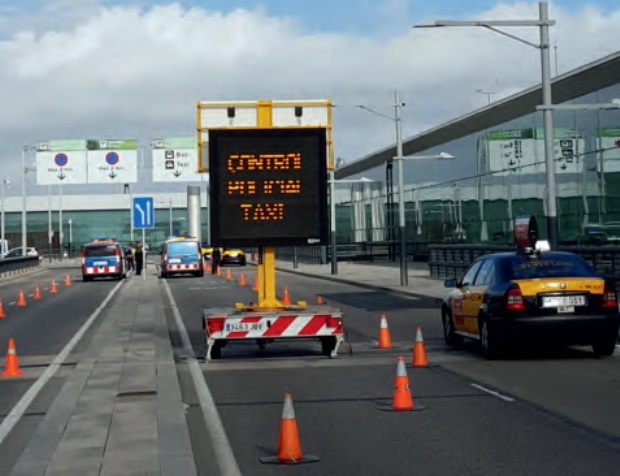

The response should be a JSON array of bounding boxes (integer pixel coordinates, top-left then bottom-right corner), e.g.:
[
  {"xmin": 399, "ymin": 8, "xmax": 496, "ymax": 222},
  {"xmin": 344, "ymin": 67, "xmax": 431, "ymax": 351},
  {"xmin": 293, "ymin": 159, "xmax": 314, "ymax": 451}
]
[
  {"xmin": 54, "ymin": 153, "xmax": 68, "ymax": 167},
  {"xmin": 105, "ymin": 151, "xmax": 119, "ymax": 165}
]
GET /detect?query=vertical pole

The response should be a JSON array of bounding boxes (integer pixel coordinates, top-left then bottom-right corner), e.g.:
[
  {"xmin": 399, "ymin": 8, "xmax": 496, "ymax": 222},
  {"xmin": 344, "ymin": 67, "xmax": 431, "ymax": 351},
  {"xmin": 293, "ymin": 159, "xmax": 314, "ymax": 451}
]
[
  {"xmin": 293, "ymin": 246, "xmax": 299, "ymax": 269},
  {"xmin": 48, "ymin": 185, "xmax": 52, "ymax": 263},
  {"xmin": 395, "ymin": 90, "xmax": 408, "ymax": 286},
  {"xmin": 330, "ymin": 169, "xmax": 338, "ymax": 275},
  {"xmin": 540, "ymin": 1, "xmax": 558, "ymax": 249},
  {"xmin": 142, "ymin": 228, "xmax": 146, "ymax": 280},
  {"xmin": 129, "ymin": 185, "xmax": 134, "ymax": 242},
  {"xmin": 169, "ymin": 200, "xmax": 173, "ymax": 236},
  {"xmin": 1, "ymin": 179, "xmax": 5, "ymax": 252},
  {"xmin": 59, "ymin": 184, "xmax": 63, "ymax": 261},
  {"xmin": 21, "ymin": 146, "xmax": 27, "ymax": 256}
]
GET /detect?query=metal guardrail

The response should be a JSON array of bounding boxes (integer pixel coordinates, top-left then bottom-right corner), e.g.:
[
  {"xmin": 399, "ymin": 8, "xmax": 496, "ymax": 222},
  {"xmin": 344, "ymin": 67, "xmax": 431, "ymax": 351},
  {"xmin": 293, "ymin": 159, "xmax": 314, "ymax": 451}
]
[
  {"xmin": 428, "ymin": 243, "xmax": 620, "ymax": 281},
  {"xmin": 0, "ymin": 256, "xmax": 41, "ymax": 277}
]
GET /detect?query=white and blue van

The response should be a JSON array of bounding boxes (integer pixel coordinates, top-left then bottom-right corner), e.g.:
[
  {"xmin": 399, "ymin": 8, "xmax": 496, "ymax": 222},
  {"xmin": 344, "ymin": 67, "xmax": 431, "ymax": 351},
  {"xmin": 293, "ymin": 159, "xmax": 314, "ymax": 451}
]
[
  {"xmin": 160, "ymin": 236, "xmax": 204, "ymax": 278},
  {"xmin": 81, "ymin": 238, "xmax": 127, "ymax": 281}
]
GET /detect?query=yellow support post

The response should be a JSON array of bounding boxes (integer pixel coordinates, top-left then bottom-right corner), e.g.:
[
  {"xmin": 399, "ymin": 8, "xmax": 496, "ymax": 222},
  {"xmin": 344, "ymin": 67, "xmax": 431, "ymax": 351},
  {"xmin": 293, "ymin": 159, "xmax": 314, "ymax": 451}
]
[{"xmin": 255, "ymin": 101, "xmax": 282, "ymax": 308}]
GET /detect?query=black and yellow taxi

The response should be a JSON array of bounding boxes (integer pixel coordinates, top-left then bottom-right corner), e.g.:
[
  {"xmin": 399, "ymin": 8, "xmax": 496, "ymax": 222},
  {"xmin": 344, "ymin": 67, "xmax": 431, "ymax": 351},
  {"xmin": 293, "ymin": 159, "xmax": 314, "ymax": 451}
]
[
  {"xmin": 221, "ymin": 248, "xmax": 246, "ymax": 266},
  {"xmin": 442, "ymin": 216, "xmax": 620, "ymax": 359},
  {"xmin": 161, "ymin": 236, "xmax": 204, "ymax": 278}
]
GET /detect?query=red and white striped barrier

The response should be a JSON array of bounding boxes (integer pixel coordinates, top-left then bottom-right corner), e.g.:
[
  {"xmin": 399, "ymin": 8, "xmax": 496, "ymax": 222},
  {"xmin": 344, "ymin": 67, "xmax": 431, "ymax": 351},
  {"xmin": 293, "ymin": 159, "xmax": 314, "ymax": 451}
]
[
  {"xmin": 167, "ymin": 263, "xmax": 200, "ymax": 271},
  {"xmin": 84, "ymin": 266, "xmax": 118, "ymax": 274},
  {"xmin": 203, "ymin": 307, "xmax": 344, "ymax": 360}
]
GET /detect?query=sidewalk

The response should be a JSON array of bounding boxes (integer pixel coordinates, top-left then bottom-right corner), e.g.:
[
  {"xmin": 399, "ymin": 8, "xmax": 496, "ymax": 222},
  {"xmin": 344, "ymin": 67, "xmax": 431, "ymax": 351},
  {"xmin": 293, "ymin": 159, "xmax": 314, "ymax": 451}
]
[
  {"xmin": 271, "ymin": 259, "xmax": 447, "ymax": 301},
  {"xmin": 10, "ymin": 271, "xmax": 196, "ymax": 476}
]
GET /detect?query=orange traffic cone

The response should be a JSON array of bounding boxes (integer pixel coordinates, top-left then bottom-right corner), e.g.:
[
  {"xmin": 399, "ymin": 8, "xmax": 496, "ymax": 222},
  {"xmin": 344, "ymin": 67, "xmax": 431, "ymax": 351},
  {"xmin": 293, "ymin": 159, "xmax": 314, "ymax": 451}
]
[
  {"xmin": 282, "ymin": 285, "xmax": 291, "ymax": 305},
  {"xmin": 17, "ymin": 290, "xmax": 27, "ymax": 307},
  {"xmin": 2, "ymin": 338, "xmax": 23, "ymax": 377},
  {"xmin": 50, "ymin": 279, "xmax": 58, "ymax": 294},
  {"xmin": 260, "ymin": 393, "xmax": 320, "ymax": 464},
  {"xmin": 239, "ymin": 272, "xmax": 247, "ymax": 286},
  {"xmin": 64, "ymin": 274, "xmax": 72, "ymax": 286},
  {"xmin": 412, "ymin": 327, "xmax": 428, "ymax": 367},
  {"xmin": 316, "ymin": 295, "xmax": 324, "ymax": 305},
  {"xmin": 378, "ymin": 314, "xmax": 392, "ymax": 349},
  {"xmin": 225, "ymin": 268, "xmax": 232, "ymax": 280},
  {"xmin": 380, "ymin": 356, "xmax": 427, "ymax": 412},
  {"xmin": 216, "ymin": 266, "xmax": 222, "ymax": 277},
  {"xmin": 33, "ymin": 284, "xmax": 42, "ymax": 300},
  {"xmin": 253, "ymin": 274, "xmax": 260, "ymax": 291},
  {"xmin": 0, "ymin": 298, "xmax": 6, "ymax": 318}
]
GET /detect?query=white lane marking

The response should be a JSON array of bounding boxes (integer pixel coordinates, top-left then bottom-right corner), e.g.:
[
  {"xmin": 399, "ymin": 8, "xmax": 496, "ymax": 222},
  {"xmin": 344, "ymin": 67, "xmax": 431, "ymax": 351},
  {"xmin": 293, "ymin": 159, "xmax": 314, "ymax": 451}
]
[
  {"xmin": 0, "ymin": 280, "xmax": 124, "ymax": 445},
  {"xmin": 163, "ymin": 280, "xmax": 241, "ymax": 476},
  {"xmin": 8, "ymin": 302, "xmax": 15, "ymax": 306},
  {"xmin": 616, "ymin": 345, "xmax": 620, "ymax": 349},
  {"xmin": 470, "ymin": 383, "xmax": 515, "ymax": 402}
]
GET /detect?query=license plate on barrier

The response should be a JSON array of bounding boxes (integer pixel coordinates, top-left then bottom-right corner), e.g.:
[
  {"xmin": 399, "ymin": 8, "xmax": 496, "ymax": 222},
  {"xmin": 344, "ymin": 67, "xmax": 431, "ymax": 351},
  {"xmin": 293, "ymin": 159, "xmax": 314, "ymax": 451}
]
[{"xmin": 226, "ymin": 322, "xmax": 265, "ymax": 332}]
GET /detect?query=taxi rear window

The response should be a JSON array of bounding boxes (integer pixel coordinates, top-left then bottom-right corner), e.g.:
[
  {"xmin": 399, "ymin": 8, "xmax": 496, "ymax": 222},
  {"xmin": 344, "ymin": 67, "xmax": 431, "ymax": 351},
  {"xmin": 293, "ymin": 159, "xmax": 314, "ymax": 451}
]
[
  {"xmin": 84, "ymin": 245, "xmax": 117, "ymax": 257},
  {"xmin": 507, "ymin": 254, "xmax": 597, "ymax": 279},
  {"xmin": 167, "ymin": 241, "xmax": 199, "ymax": 256}
]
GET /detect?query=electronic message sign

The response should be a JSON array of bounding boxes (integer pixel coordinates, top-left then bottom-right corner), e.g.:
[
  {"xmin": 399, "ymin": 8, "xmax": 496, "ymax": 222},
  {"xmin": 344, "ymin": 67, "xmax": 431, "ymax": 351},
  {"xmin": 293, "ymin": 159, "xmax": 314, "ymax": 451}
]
[{"xmin": 209, "ymin": 128, "xmax": 328, "ymax": 246}]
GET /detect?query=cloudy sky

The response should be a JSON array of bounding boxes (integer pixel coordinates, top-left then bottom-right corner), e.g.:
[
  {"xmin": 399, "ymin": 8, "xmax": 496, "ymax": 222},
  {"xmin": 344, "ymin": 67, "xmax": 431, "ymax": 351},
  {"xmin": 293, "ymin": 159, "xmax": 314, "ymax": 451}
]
[{"xmin": 0, "ymin": 0, "xmax": 619, "ymax": 196}]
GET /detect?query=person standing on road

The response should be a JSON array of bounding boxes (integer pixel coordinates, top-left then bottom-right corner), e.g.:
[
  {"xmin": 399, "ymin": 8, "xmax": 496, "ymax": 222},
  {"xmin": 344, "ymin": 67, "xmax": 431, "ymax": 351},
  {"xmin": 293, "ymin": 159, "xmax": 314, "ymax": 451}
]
[
  {"xmin": 211, "ymin": 247, "xmax": 221, "ymax": 275},
  {"xmin": 124, "ymin": 244, "xmax": 134, "ymax": 271},
  {"xmin": 134, "ymin": 241, "xmax": 144, "ymax": 275}
]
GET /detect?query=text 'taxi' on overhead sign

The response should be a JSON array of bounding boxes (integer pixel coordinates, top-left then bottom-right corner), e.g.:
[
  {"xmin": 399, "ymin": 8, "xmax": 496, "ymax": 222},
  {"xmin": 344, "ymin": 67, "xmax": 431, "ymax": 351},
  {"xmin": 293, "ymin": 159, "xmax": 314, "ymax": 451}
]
[{"xmin": 209, "ymin": 128, "xmax": 328, "ymax": 247}]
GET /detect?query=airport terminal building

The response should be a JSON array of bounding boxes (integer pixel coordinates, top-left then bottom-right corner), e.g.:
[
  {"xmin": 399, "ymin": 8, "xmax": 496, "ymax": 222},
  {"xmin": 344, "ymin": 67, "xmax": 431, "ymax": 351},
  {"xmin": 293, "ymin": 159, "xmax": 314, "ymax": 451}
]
[{"xmin": 1, "ymin": 51, "xmax": 619, "ymax": 255}]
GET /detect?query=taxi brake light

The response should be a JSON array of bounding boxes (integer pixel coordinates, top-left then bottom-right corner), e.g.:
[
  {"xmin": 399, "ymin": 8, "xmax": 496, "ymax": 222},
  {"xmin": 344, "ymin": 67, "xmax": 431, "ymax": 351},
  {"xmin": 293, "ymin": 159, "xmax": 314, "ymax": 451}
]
[
  {"xmin": 505, "ymin": 287, "xmax": 526, "ymax": 310},
  {"xmin": 207, "ymin": 317, "xmax": 225, "ymax": 335},
  {"xmin": 602, "ymin": 282, "xmax": 617, "ymax": 308}
]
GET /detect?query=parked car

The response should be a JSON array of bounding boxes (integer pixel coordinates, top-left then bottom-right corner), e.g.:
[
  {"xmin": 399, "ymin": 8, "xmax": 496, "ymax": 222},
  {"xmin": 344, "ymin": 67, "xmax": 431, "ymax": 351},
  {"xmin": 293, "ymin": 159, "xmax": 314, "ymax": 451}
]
[{"xmin": 3, "ymin": 247, "xmax": 40, "ymax": 259}]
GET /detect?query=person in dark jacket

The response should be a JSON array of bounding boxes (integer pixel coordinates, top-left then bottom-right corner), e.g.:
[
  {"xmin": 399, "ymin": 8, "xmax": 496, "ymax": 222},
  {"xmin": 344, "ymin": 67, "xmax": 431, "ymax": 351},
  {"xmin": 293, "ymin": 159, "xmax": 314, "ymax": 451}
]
[
  {"xmin": 124, "ymin": 245, "xmax": 134, "ymax": 271},
  {"xmin": 211, "ymin": 247, "xmax": 221, "ymax": 275},
  {"xmin": 134, "ymin": 241, "xmax": 144, "ymax": 275}
]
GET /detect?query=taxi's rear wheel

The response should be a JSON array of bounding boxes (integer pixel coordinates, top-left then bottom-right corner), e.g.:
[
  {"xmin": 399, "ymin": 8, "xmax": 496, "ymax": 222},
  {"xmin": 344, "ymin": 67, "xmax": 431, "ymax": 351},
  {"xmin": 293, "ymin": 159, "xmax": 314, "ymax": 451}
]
[
  {"xmin": 479, "ymin": 318, "xmax": 501, "ymax": 359},
  {"xmin": 442, "ymin": 309, "xmax": 463, "ymax": 347},
  {"xmin": 592, "ymin": 336, "xmax": 616, "ymax": 357}
]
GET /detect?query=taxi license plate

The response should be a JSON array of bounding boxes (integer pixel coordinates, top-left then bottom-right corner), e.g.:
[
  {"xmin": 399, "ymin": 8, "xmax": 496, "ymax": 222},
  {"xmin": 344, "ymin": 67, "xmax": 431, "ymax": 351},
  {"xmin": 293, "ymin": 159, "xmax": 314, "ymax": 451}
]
[
  {"xmin": 94, "ymin": 261, "xmax": 107, "ymax": 266},
  {"xmin": 225, "ymin": 322, "xmax": 264, "ymax": 332},
  {"xmin": 542, "ymin": 295, "xmax": 586, "ymax": 308}
]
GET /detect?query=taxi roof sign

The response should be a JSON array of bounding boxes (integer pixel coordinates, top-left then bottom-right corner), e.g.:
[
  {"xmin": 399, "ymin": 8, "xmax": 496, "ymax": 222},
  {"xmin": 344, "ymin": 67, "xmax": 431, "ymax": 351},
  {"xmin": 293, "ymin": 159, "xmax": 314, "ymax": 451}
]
[{"xmin": 88, "ymin": 237, "xmax": 118, "ymax": 245}]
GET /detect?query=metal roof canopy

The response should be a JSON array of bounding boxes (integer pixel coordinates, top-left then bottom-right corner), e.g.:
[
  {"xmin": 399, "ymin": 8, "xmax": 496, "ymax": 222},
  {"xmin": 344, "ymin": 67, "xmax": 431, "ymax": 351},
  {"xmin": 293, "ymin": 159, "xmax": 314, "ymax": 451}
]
[{"xmin": 336, "ymin": 51, "xmax": 620, "ymax": 179}]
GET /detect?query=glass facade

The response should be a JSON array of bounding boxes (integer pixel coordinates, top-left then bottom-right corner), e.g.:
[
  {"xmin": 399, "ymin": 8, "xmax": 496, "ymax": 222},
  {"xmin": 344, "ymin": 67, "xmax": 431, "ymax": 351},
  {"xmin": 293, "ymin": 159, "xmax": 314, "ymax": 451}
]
[
  {"xmin": 335, "ymin": 81, "xmax": 620, "ymax": 245},
  {"xmin": 3, "ymin": 208, "xmax": 208, "ymax": 256}
]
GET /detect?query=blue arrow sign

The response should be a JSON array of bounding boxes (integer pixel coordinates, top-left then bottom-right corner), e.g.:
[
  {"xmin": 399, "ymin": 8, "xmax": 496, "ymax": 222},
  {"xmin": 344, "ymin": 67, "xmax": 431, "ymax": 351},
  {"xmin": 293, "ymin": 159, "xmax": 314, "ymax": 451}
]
[{"xmin": 133, "ymin": 197, "xmax": 154, "ymax": 229}]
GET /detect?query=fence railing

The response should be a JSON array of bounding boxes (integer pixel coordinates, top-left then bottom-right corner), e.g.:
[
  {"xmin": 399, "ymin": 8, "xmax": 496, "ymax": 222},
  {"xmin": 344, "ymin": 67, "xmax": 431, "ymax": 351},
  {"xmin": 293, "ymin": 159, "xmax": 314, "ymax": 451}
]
[
  {"xmin": 428, "ymin": 243, "xmax": 620, "ymax": 281},
  {"xmin": 0, "ymin": 256, "xmax": 41, "ymax": 277}
]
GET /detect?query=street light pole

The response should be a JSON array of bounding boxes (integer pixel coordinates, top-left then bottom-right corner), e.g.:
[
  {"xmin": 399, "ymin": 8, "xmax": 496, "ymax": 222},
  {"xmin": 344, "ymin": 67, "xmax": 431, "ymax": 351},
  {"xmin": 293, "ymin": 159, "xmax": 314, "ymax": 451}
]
[
  {"xmin": 414, "ymin": 1, "xmax": 558, "ymax": 247},
  {"xmin": 21, "ymin": 146, "xmax": 28, "ymax": 256},
  {"xmin": 330, "ymin": 168, "xmax": 337, "ymax": 275},
  {"xmin": 1, "ymin": 178, "xmax": 7, "ymax": 250},
  {"xmin": 394, "ymin": 90, "xmax": 408, "ymax": 286}
]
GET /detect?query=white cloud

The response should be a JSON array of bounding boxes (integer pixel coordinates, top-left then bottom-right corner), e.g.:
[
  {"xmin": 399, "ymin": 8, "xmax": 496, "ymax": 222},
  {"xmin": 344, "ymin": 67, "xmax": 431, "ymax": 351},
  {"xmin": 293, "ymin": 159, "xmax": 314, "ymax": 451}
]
[{"xmin": 0, "ymin": 1, "xmax": 618, "ymax": 194}]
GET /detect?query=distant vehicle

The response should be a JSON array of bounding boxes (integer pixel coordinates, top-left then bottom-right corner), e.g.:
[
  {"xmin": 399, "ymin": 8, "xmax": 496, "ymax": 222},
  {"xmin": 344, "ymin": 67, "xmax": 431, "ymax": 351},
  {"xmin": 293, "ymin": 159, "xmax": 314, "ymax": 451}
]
[
  {"xmin": 0, "ymin": 239, "xmax": 10, "ymax": 257},
  {"xmin": 221, "ymin": 248, "xmax": 246, "ymax": 266},
  {"xmin": 161, "ymin": 236, "xmax": 204, "ymax": 278},
  {"xmin": 81, "ymin": 238, "xmax": 126, "ymax": 281},
  {"xmin": 4, "ymin": 247, "xmax": 40, "ymax": 259}
]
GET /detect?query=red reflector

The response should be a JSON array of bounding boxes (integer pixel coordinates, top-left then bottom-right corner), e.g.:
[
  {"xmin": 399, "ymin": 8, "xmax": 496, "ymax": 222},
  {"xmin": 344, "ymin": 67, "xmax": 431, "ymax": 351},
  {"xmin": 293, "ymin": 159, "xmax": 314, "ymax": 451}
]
[
  {"xmin": 207, "ymin": 318, "xmax": 225, "ymax": 334},
  {"xmin": 506, "ymin": 287, "xmax": 526, "ymax": 310},
  {"xmin": 602, "ymin": 283, "xmax": 617, "ymax": 308}
]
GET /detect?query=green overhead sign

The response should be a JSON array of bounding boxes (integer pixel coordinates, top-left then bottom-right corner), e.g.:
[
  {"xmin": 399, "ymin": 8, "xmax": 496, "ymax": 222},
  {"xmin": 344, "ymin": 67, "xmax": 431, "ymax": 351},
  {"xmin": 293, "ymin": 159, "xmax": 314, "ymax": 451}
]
[
  {"xmin": 598, "ymin": 128, "xmax": 620, "ymax": 137},
  {"xmin": 151, "ymin": 137, "xmax": 196, "ymax": 149},
  {"xmin": 86, "ymin": 139, "xmax": 138, "ymax": 150},
  {"xmin": 36, "ymin": 140, "xmax": 87, "ymax": 151}
]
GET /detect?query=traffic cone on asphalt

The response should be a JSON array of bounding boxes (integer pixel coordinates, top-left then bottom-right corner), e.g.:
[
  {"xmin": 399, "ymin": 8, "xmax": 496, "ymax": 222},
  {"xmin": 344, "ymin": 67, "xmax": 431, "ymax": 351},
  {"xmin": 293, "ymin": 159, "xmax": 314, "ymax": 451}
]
[
  {"xmin": 379, "ymin": 356, "xmax": 427, "ymax": 412},
  {"xmin": 2, "ymin": 338, "xmax": 23, "ymax": 377},
  {"xmin": 17, "ymin": 290, "xmax": 27, "ymax": 307},
  {"xmin": 253, "ymin": 274, "xmax": 260, "ymax": 291},
  {"xmin": 316, "ymin": 295, "xmax": 324, "ymax": 305},
  {"xmin": 378, "ymin": 314, "xmax": 392, "ymax": 349},
  {"xmin": 216, "ymin": 266, "xmax": 222, "ymax": 277},
  {"xmin": 239, "ymin": 272, "xmax": 247, "ymax": 286},
  {"xmin": 50, "ymin": 279, "xmax": 58, "ymax": 294},
  {"xmin": 282, "ymin": 286, "xmax": 291, "ymax": 305},
  {"xmin": 225, "ymin": 268, "xmax": 232, "ymax": 280},
  {"xmin": 259, "ymin": 393, "xmax": 320, "ymax": 464},
  {"xmin": 34, "ymin": 284, "xmax": 42, "ymax": 300},
  {"xmin": 0, "ymin": 298, "xmax": 6, "ymax": 318},
  {"xmin": 64, "ymin": 274, "xmax": 72, "ymax": 286},
  {"xmin": 412, "ymin": 327, "xmax": 428, "ymax": 367}
]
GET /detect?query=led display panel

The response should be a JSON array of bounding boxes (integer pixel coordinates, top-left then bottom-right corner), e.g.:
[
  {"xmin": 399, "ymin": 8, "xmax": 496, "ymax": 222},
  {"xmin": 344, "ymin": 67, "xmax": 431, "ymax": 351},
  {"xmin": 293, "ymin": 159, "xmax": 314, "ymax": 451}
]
[{"xmin": 209, "ymin": 128, "xmax": 328, "ymax": 246}]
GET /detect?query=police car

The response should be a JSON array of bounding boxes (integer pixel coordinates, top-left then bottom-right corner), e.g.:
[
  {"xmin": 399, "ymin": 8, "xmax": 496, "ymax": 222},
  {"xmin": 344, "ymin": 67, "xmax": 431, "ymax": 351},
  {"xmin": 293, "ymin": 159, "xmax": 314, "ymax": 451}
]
[
  {"xmin": 161, "ymin": 236, "xmax": 204, "ymax": 278},
  {"xmin": 82, "ymin": 238, "xmax": 127, "ymax": 281},
  {"xmin": 442, "ymin": 216, "xmax": 620, "ymax": 359}
]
